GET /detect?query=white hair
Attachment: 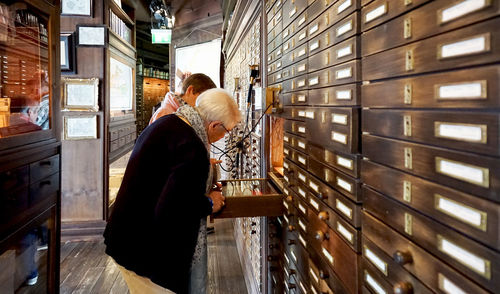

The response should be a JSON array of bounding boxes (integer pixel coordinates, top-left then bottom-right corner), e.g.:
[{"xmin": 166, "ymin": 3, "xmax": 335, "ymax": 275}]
[{"xmin": 196, "ymin": 88, "xmax": 241, "ymax": 129}]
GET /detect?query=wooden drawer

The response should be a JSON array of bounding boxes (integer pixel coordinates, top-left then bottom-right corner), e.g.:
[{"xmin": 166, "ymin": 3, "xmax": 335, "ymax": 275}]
[
  {"xmin": 363, "ymin": 17, "xmax": 500, "ymax": 81},
  {"xmin": 362, "ymin": 0, "xmax": 500, "ymax": 56},
  {"xmin": 308, "ymin": 83, "xmax": 361, "ymax": 106},
  {"xmin": 308, "ymin": 158, "xmax": 362, "ymax": 206},
  {"xmin": 361, "ymin": 64, "xmax": 500, "ymax": 108},
  {"xmin": 307, "ymin": 2, "xmax": 361, "ymax": 42},
  {"xmin": 363, "ymin": 211, "xmax": 494, "ymax": 294},
  {"xmin": 361, "ymin": 0, "xmax": 431, "ymax": 32},
  {"xmin": 362, "ymin": 109, "xmax": 500, "ymax": 156},
  {"xmin": 308, "ymin": 250, "xmax": 349, "ymax": 294},
  {"xmin": 362, "ymin": 237, "xmax": 434, "ymax": 294},
  {"xmin": 362, "ymin": 159, "xmax": 500, "ymax": 250},
  {"xmin": 308, "ymin": 36, "xmax": 360, "ymax": 73},
  {"xmin": 306, "ymin": 106, "xmax": 360, "ymax": 154},
  {"xmin": 283, "ymin": 0, "xmax": 309, "ymax": 28},
  {"xmin": 0, "ymin": 165, "xmax": 28, "ymax": 192},
  {"xmin": 362, "ymin": 134, "xmax": 500, "ymax": 202},
  {"xmin": 282, "ymin": 90, "xmax": 308, "ymax": 106},
  {"xmin": 284, "ymin": 120, "xmax": 307, "ymax": 137},
  {"xmin": 290, "ymin": 232, "xmax": 311, "ymax": 283},
  {"xmin": 282, "ymin": 74, "xmax": 308, "ymax": 93},
  {"xmin": 308, "ymin": 143, "xmax": 361, "ymax": 179},
  {"xmin": 307, "ymin": 208, "xmax": 360, "ymax": 294},
  {"xmin": 30, "ymin": 154, "xmax": 59, "ymax": 183},
  {"xmin": 307, "ymin": 60, "xmax": 361, "ymax": 89},
  {"xmin": 29, "ymin": 172, "xmax": 59, "ymax": 205}
]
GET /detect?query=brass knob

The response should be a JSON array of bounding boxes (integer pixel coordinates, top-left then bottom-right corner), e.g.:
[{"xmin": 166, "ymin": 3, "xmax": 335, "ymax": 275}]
[
  {"xmin": 286, "ymin": 195, "xmax": 293, "ymax": 203},
  {"xmin": 393, "ymin": 250, "xmax": 413, "ymax": 265},
  {"xmin": 288, "ymin": 225, "xmax": 295, "ymax": 231},
  {"xmin": 394, "ymin": 282, "xmax": 413, "ymax": 294},
  {"xmin": 315, "ymin": 230, "xmax": 328, "ymax": 241},
  {"xmin": 318, "ymin": 211, "xmax": 329, "ymax": 221},
  {"xmin": 318, "ymin": 192, "xmax": 327, "ymax": 200}
]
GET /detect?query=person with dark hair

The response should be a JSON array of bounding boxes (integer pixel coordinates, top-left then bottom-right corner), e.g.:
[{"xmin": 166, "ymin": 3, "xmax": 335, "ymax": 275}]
[{"xmin": 149, "ymin": 73, "xmax": 216, "ymax": 125}]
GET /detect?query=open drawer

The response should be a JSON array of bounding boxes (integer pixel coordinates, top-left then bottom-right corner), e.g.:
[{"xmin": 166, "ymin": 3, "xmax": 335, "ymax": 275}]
[{"xmin": 214, "ymin": 179, "xmax": 284, "ymax": 218}]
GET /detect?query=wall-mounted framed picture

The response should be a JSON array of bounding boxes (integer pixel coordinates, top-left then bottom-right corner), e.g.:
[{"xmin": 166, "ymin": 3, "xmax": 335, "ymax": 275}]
[
  {"xmin": 61, "ymin": 0, "xmax": 92, "ymax": 17},
  {"xmin": 60, "ymin": 33, "xmax": 76, "ymax": 73},
  {"xmin": 76, "ymin": 24, "xmax": 107, "ymax": 47},
  {"xmin": 63, "ymin": 115, "xmax": 98, "ymax": 140},
  {"xmin": 110, "ymin": 57, "xmax": 133, "ymax": 111},
  {"xmin": 62, "ymin": 77, "xmax": 99, "ymax": 111}
]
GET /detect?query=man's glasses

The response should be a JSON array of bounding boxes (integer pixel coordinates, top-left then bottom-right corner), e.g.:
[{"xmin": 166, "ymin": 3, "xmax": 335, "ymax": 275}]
[{"xmin": 220, "ymin": 123, "xmax": 230, "ymax": 134}]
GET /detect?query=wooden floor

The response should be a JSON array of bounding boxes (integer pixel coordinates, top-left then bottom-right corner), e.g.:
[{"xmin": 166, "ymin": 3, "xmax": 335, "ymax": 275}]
[{"xmin": 58, "ymin": 219, "xmax": 248, "ymax": 294}]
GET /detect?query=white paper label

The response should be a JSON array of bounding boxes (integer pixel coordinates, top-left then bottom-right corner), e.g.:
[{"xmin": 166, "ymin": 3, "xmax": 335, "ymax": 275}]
[
  {"xmin": 298, "ymin": 64, "xmax": 306, "ymax": 72},
  {"xmin": 283, "ymin": 214, "xmax": 289, "ymax": 224},
  {"xmin": 298, "ymin": 126, "xmax": 306, "ymax": 133},
  {"xmin": 336, "ymin": 67, "xmax": 353, "ymax": 79},
  {"xmin": 436, "ymin": 123, "xmax": 485, "ymax": 142},
  {"xmin": 332, "ymin": 113, "xmax": 348, "ymax": 125},
  {"xmin": 277, "ymin": 217, "xmax": 283, "ymax": 226},
  {"xmin": 299, "ymin": 32, "xmax": 307, "ymax": 40},
  {"xmin": 299, "ymin": 219, "xmax": 307, "ymax": 231},
  {"xmin": 298, "ymin": 80, "xmax": 306, "ymax": 87},
  {"xmin": 337, "ymin": 45, "xmax": 353, "ymax": 58},
  {"xmin": 337, "ymin": 156, "xmax": 353, "ymax": 169},
  {"xmin": 284, "ymin": 135, "xmax": 289, "ymax": 142},
  {"xmin": 298, "ymin": 48, "xmax": 306, "ymax": 56},
  {"xmin": 298, "ymin": 141, "xmax": 306, "ymax": 149},
  {"xmin": 439, "ymin": 273, "xmax": 467, "ymax": 294},
  {"xmin": 311, "ymin": 285, "xmax": 318, "ymax": 294},
  {"xmin": 277, "ymin": 61, "xmax": 282, "ymax": 68},
  {"xmin": 283, "ymin": 29, "xmax": 289, "ymax": 38},
  {"xmin": 309, "ymin": 76, "xmax": 319, "ymax": 85},
  {"xmin": 291, "ymin": 250, "xmax": 297, "ymax": 262},
  {"xmin": 284, "ymin": 148, "xmax": 289, "ymax": 155},
  {"xmin": 309, "ymin": 181, "xmax": 319, "ymax": 192},
  {"xmin": 298, "ymin": 94, "xmax": 306, "ymax": 102},
  {"xmin": 284, "ymin": 42, "xmax": 290, "ymax": 50},
  {"xmin": 299, "ymin": 282, "xmax": 307, "ymax": 294},
  {"xmin": 298, "ymin": 172, "xmax": 306, "ymax": 182},
  {"xmin": 332, "ymin": 131, "xmax": 348, "ymax": 144},
  {"xmin": 284, "ymin": 266, "xmax": 289, "ymax": 278},
  {"xmin": 299, "ymin": 203, "xmax": 307, "ymax": 214},
  {"xmin": 284, "ymin": 175, "xmax": 289, "ymax": 182},
  {"xmin": 310, "ymin": 268, "xmax": 319, "ymax": 283},
  {"xmin": 338, "ymin": 0, "xmax": 352, "ymax": 14},
  {"xmin": 299, "ymin": 16, "xmax": 306, "ymax": 26},
  {"xmin": 283, "ymin": 199, "xmax": 289, "ymax": 209},
  {"xmin": 310, "ymin": 41, "xmax": 320, "ymax": 51},
  {"xmin": 299, "ymin": 234, "xmax": 307, "ymax": 247},
  {"xmin": 365, "ymin": 4, "xmax": 387, "ymax": 23},
  {"xmin": 365, "ymin": 247, "xmax": 387, "ymax": 275},
  {"xmin": 290, "ymin": 7, "xmax": 297, "ymax": 17},
  {"xmin": 438, "ymin": 81, "xmax": 484, "ymax": 99},
  {"xmin": 322, "ymin": 248, "xmax": 334, "ymax": 264},
  {"xmin": 277, "ymin": 48, "xmax": 282, "ymax": 56},
  {"xmin": 298, "ymin": 156, "xmax": 306, "ymax": 165},
  {"xmin": 310, "ymin": 23, "xmax": 319, "ymax": 35},
  {"xmin": 336, "ymin": 89, "xmax": 352, "ymax": 100},
  {"xmin": 440, "ymin": 35, "xmax": 487, "ymax": 59},
  {"xmin": 284, "ymin": 162, "xmax": 289, "ymax": 169},
  {"xmin": 299, "ymin": 187, "xmax": 307, "ymax": 198},
  {"xmin": 437, "ymin": 158, "xmax": 487, "ymax": 187},
  {"xmin": 284, "ymin": 253, "xmax": 290, "ymax": 265},
  {"xmin": 337, "ymin": 222, "xmax": 353, "ymax": 243},
  {"xmin": 336, "ymin": 20, "xmax": 353, "ymax": 37},
  {"xmin": 441, "ymin": 0, "xmax": 488, "ymax": 23},
  {"xmin": 365, "ymin": 272, "xmax": 387, "ymax": 294},
  {"xmin": 298, "ymin": 110, "xmax": 306, "ymax": 117},
  {"xmin": 336, "ymin": 199, "xmax": 353, "ymax": 218},
  {"xmin": 284, "ymin": 188, "xmax": 289, "ymax": 195},
  {"xmin": 309, "ymin": 198, "xmax": 320, "ymax": 211},
  {"xmin": 439, "ymin": 236, "xmax": 488, "ymax": 276},
  {"xmin": 276, "ymin": 73, "xmax": 282, "ymax": 79},
  {"xmin": 436, "ymin": 195, "xmax": 485, "ymax": 229}
]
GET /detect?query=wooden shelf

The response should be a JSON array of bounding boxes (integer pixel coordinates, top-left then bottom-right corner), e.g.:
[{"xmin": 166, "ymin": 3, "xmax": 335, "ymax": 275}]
[{"xmin": 108, "ymin": 0, "xmax": 134, "ymax": 27}]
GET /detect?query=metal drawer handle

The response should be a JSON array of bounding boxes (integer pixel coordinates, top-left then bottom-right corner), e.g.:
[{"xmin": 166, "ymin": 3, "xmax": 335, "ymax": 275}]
[
  {"xmin": 394, "ymin": 282, "xmax": 414, "ymax": 294},
  {"xmin": 393, "ymin": 250, "xmax": 413, "ymax": 265},
  {"xmin": 318, "ymin": 211, "xmax": 329, "ymax": 221},
  {"xmin": 315, "ymin": 230, "xmax": 329, "ymax": 241},
  {"xmin": 39, "ymin": 160, "xmax": 52, "ymax": 166},
  {"xmin": 319, "ymin": 270, "xmax": 329, "ymax": 280},
  {"xmin": 40, "ymin": 180, "xmax": 51, "ymax": 186}
]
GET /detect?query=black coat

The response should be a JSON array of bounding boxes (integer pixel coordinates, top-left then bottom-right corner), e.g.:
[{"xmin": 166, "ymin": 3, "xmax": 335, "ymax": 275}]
[{"xmin": 104, "ymin": 114, "xmax": 212, "ymax": 294}]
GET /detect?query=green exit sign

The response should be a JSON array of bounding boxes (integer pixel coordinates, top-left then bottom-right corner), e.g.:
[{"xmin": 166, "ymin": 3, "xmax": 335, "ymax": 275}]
[{"xmin": 151, "ymin": 29, "xmax": 171, "ymax": 44}]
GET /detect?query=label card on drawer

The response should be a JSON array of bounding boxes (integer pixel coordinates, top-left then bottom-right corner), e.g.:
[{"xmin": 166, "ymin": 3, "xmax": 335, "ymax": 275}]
[
  {"xmin": 310, "ymin": 198, "xmax": 319, "ymax": 210},
  {"xmin": 284, "ymin": 135, "xmax": 289, "ymax": 142},
  {"xmin": 438, "ymin": 273, "xmax": 467, "ymax": 294},
  {"xmin": 298, "ymin": 140, "xmax": 307, "ymax": 149},
  {"xmin": 298, "ymin": 16, "xmax": 306, "ymax": 26},
  {"xmin": 322, "ymin": 247, "xmax": 335, "ymax": 265},
  {"xmin": 309, "ymin": 181, "xmax": 319, "ymax": 192},
  {"xmin": 309, "ymin": 76, "xmax": 319, "ymax": 85},
  {"xmin": 298, "ymin": 172, "xmax": 306, "ymax": 182},
  {"xmin": 435, "ymin": 157, "xmax": 489, "ymax": 187},
  {"xmin": 337, "ymin": 177, "xmax": 352, "ymax": 193},
  {"xmin": 439, "ymin": 0, "xmax": 491, "ymax": 24},
  {"xmin": 310, "ymin": 268, "xmax": 319, "ymax": 283},
  {"xmin": 336, "ymin": 20, "xmax": 353, "ymax": 37},
  {"xmin": 337, "ymin": 45, "xmax": 352, "ymax": 58},
  {"xmin": 364, "ymin": 246, "xmax": 388, "ymax": 275},
  {"xmin": 299, "ymin": 203, "xmax": 307, "ymax": 214},
  {"xmin": 338, "ymin": 0, "xmax": 352, "ymax": 14},
  {"xmin": 299, "ymin": 219, "xmax": 307, "ymax": 231},
  {"xmin": 365, "ymin": 271, "xmax": 387, "ymax": 294},
  {"xmin": 298, "ymin": 64, "xmax": 306, "ymax": 72},
  {"xmin": 299, "ymin": 234, "xmax": 307, "ymax": 247},
  {"xmin": 284, "ymin": 175, "xmax": 290, "ymax": 183},
  {"xmin": 289, "ymin": 6, "xmax": 297, "ymax": 17},
  {"xmin": 298, "ymin": 155, "xmax": 306, "ymax": 165},
  {"xmin": 336, "ymin": 155, "xmax": 353, "ymax": 170},
  {"xmin": 299, "ymin": 32, "xmax": 307, "ymax": 41},
  {"xmin": 434, "ymin": 122, "xmax": 487, "ymax": 143},
  {"xmin": 435, "ymin": 194, "xmax": 487, "ymax": 231},
  {"xmin": 310, "ymin": 41, "xmax": 320, "ymax": 52},
  {"xmin": 336, "ymin": 199, "xmax": 353, "ymax": 218},
  {"xmin": 437, "ymin": 235, "xmax": 491, "ymax": 279},
  {"xmin": 439, "ymin": 34, "xmax": 490, "ymax": 59},
  {"xmin": 299, "ymin": 281, "xmax": 307, "ymax": 294},
  {"xmin": 365, "ymin": 3, "xmax": 387, "ymax": 23},
  {"xmin": 332, "ymin": 113, "xmax": 348, "ymax": 125},
  {"xmin": 332, "ymin": 131, "xmax": 348, "ymax": 144},
  {"xmin": 336, "ymin": 89, "xmax": 352, "ymax": 100},
  {"xmin": 298, "ymin": 80, "xmax": 306, "ymax": 87},
  {"xmin": 284, "ymin": 148, "xmax": 289, "ymax": 155},
  {"xmin": 309, "ymin": 23, "xmax": 319, "ymax": 35},
  {"xmin": 337, "ymin": 222, "xmax": 353, "ymax": 243},
  {"xmin": 436, "ymin": 81, "xmax": 487, "ymax": 100},
  {"xmin": 298, "ymin": 126, "xmax": 306, "ymax": 133},
  {"xmin": 298, "ymin": 187, "xmax": 307, "ymax": 198},
  {"xmin": 284, "ymin": 162, "xmax": 289, "ymax": 169},
  {"xmin": 336, "ymin": 67, "xmax": 353, "ymax": 79}
]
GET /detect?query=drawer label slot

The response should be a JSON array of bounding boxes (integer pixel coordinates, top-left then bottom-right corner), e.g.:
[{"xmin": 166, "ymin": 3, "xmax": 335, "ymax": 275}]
[
  {"xmin": 298, "ymin": 219, "xmax": 307, "ymax": 231},
  {"xmin": 338, "ymin": 0, "xmax": 352, "ymax": 14},
  {"xmin": 298, "ymin": 126, "xmax": 306, "ymax": 133},
  {"xmin": 436, "ymin": 80, "xmax": 487, "ymax": 100},
  {"xmin": 336, "ymin": 177, "xmax": 352, "ymax": 193},
  {"xmin": 298, "ymin": 140, "xmax": 306, "ymax": 149},
  {"xmin": 434, "ymin": 122, "xmax": 487, "ymax": 143},
  {"xmin": 332, "ymin": 131, "xmax": 348, "ymax": 144},
  {"xmin": 299, "ymin": 234, "xmax": 307, "ymax": 247},
  {"xmin": 309, "ymin": 76, "xmax": 319, "ymax": 85},
  {"xmin": 336, "ymin": 89, "xmax": 352, "ymax": 100},
  {"xmin": 298, "ymin": 187, "xmax": 307, "ymax": 198},
  {"xmin": 298, "ymin": 94, "xmax": 306, "ymax": 102},
  {"xmin": 435, "ymin": 194, "xmax": 487, "ymax": 231},
  {"xmin": 298, "ymin": 16, "xmax": 307, "ymax": 26},
  {"xmin": 299, "ymin": 32, "xmax": 307, "ymax": 41},
  {"xmin": 365, "ymin": 271, "xmax": 387, "ymax": 294},
  {"xmin": 298, "ymin": 155, "xmax": 306, "ymax": 165},
  {"xmin": 284, "ymin": 135, "xmax": 289, "ymax": 142},
  {"xmin": 322, "ymin": 247, "xmax": 335, "ymax": 265},
  {"xmin": 336, "ymin": 199, "xmax": 353, "ymax": 219},
  {"xmin": 337, "ymin": 44, "xmax": 353, "ymax": 58},
  {"xmin": 310, "ymin": 198, "xmax": 320, "ymax": 210},
  {"xmin": 438, "ymin": 273, "xmax": 467, "ymax": 294},
  {"xmin": 310, "ymin": 268, "xmax": 319, "ymax": 283},
  {"xmin": 365, "ymin": 3, "xmax": 387, "ymax": 23},
  {"xmin": 440, "ymin": 0, "xmax": 491, "ymax": 24},
  {"xmin": 336, "ymin": 20, "xmax": 353, "ymax": 37},
  {"xmin": 439, "ymin": 34, "xmax": 490, "ymax": 59},
  {"xmin": 435, "ymin": 157, "xmax": 489, "ymax": 187},
  {"xmin": 336, "ymin": 155, "xmax": 353, "ymax": 170},
  {"xmin": 309, "ymin": 181, "xmax": 319, "ymax": 192},
  {"xmin": 336, "ymin": 67, "xmax": 353, "ymax": 79},
  {"xmin": 283, "ymin": 162, "xmax": 289, "ymax": 169},
  {"xmin": 299, "ymin": 203, "xmax": 307, "ymax": 214},
  {"xmin": 310, "ymin": 40, "xmax": 320, "ymax": 51},
  {"xmin": 309, "ymin": 23, "xmax": 319, "ymax": 35},
  {"xmin": 332, "ymin": 113, "xmax": 348, "ymax": 125},
  {"xmin": 298, "ymin": 172, "xmax": 306, "ymax": 182},
  {"xmin": 364, "ymin": 246, "xmax": 388, "ymax": 275},
  {"xmin": 298, "ymin": 64, "xmax": 306, "ymax": 72},
  {"xmin": 337, "ymin": 222, "xmax": 353, "ymax": 243}
]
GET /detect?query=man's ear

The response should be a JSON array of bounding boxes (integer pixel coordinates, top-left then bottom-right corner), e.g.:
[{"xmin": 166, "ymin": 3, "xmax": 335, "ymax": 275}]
[{"xmin": 186, "ymin": 85, "xmax": 195, "ymax": 96}]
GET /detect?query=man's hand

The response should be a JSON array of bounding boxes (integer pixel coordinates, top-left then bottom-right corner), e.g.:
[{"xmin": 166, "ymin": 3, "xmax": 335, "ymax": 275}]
[{"xmin": 208, "ymin": 190, "xmax": 225, "ymax": 213}]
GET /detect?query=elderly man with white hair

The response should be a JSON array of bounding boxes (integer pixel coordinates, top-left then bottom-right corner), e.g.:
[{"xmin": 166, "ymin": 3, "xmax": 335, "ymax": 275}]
[{"xmin": 104, "ymin": 88, "xmax": 241, "ymax": 294}]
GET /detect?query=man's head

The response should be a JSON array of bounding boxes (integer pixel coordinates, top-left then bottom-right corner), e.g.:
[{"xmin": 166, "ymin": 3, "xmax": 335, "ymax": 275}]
[
  {"xmin": 180, "ymin": 73, "xmax": 216, "ymax": 106},
  {"xmin": 196, "ymin": 88, "xmax": 241, "ymax": 143}
]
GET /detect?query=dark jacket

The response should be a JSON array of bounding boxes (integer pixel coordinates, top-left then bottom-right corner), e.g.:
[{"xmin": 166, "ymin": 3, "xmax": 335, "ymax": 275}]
[{"xmin": 104, "ymin": 114, "xmax": 212, "ymax": 294}]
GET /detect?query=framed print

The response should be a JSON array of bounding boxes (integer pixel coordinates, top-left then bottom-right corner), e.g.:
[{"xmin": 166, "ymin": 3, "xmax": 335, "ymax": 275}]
[
  {"xmin": 61, "ymin": 0, "xmax": 92, "ymax": 17},
  {"xmin": 60, "ymin": 33, "xmax": 76, "ymax": 72},
  {"xmin": 76, "ymin": 24, "xmax": 107, "ymax": 47},
  {"xmin": 62, "ymin": 78, "xmax": 99, "ymax": 111},
  {"xmin": 63, "ymin": 115, "xmax": 98, "ymax": 140},
  {"xmin": 110, "ymin": 57, "xmax": 133, "ymax": 111}
]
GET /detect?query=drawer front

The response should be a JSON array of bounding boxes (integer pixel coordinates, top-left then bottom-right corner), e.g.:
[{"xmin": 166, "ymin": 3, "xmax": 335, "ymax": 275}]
[
  {"xmin": 308, "ymin": 142, "xmax": 361, "ymax": 179},
  {"xmin": 268, "ymin": 70, "xmax": 283, "ymax": 85},
  {"xmin": 282, "ymin": 91, "xmax": 309, "ymax": 106},
  {"xmin": 283, "ymin": 74, "xmax": 308, "ymax": 93},
  {"xmin": 362, "ymin": 109, "xmax": 500, "ymax": 156},
  {"xmin": 307, "ymin": 12, "xmax": 361, "ymax": 54},
  {"xmin": 268, "ymin": 32, "xmax": 283, "ymax": 53},
  {"xmin": 283, "ymin": 41, "xmax": 308, "ymax": 68},
  {"xmin": 363, "ymin": 211, "xmax": 494, "ymax": 294},
  {"xmin": 269, "ymin": 59, "xmax": 283, "ymax": 75},
  {"xmin": 308, "ymin": 253, "xmax": 350, "ymax": 294},
  {"xmin": 362, "ymin": 236, "xmax": 434, "ymax": 294},
  {"xmin": 363, "ymin": 17, "xmax": 500, "ymax": 81},
  {"xmin": 362, "ymin": 134, "xmax": 500, "ymax": 202},
  {"xmin": 308, "ymin": 83, "xmax": 361, "ymax": 106},
  {"xmin": 307, "ymin": 208, "xmax": 360, "ymax": 294},
  {"xmin": 283, "ymin": 0, "xmax": 309, "ymax": 28},
  {"xmin": 281, "ymin": 106, "xmax": 307, "ymax": 121},
  {"xmin": 306, "ymin": 105, "xmax": 360, "ymax": 154},
  {"xmin": 0, "ymin": 187, "xmax": 28, "ymax": 223},
  {"xmin": 308, "ymin": 2, "xmax": 361, "ymax": 42},
  {"xmin": 362, "ymin": 0, "xmax": 500, "ymax": 56},
  {"xmin": 291, "ymin": 148, "xmax": 309, "ymax": 169},
  {"xmin": 0, "ymin": 165, "xmax": 28, "ymax": 192},
  {"xmin": 361, "ymin": 0, "xmax": 431, "ymax": 32},
  {"xmin": 308, "ymin": 60, "xmax": 361, "ymax": 89},
  {"xmin": 361, "ymin": 64, "xmax": 500, "ymax": 108},
  {"xmin": 30, "ymin": 154, "xmax": 60, "ymax": 183},
  {"xmin": 284, "ymin": 120, "xmax": 308, "ymax": 137},
  {"xmin": 29, "ymin": 172, "xmax": 60, "ymax": 205},
  {"xmin": 308, "ymin": 36, "xmax": 360, "ymax": 72},
  {"xmin": 362, "ymin": 159, "xmax": 500, "ymax": 250},
  {"xmin": 308, "ymin": 158, "xmax": 361, "ymax": 205},
  {"xmin": 291, "ymin": 133, "xmax": 309, "ymax": 153}
]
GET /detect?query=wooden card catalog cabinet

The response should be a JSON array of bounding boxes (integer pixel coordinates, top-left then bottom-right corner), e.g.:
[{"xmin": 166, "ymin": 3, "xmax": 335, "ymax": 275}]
[{"xmin": 214, "ymin": 179, "xmax": 284, "ymax": 218}]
